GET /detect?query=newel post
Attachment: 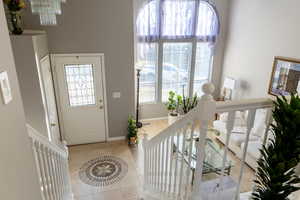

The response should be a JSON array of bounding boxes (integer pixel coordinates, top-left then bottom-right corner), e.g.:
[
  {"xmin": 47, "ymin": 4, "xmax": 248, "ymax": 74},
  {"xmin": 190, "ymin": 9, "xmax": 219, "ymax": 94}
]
[{"xmin": 191, "ymin": 83, "xmax": 216, "ymax": 200}]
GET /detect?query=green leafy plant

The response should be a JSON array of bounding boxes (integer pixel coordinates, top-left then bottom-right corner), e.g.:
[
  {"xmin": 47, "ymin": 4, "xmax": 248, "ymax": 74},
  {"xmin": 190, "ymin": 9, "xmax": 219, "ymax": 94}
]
[
  {"xmin": 252, "ymin": 94, "xmax": 300, "ymax": 200},
  {"xmin": 127, "ymin": 116, "xmax": 137, "ymax": 141},
  {"xmin": 166, "ymin": 91, "xmax": 182, "ymax": 116},
  {"xmin": 182, "ymin": 92, "xmax": 198, "ymax": 114}
]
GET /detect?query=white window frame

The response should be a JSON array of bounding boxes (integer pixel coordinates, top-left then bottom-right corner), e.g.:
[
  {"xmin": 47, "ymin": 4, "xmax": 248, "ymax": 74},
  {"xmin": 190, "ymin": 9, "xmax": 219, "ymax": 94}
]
[{"xmin": 138, "ymin": 0, "xmax": 217, "ymax": 104}]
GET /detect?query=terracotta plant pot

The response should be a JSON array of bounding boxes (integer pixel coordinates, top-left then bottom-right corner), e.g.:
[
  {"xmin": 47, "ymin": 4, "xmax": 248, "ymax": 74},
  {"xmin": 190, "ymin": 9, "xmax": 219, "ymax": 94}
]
[{"xmin": 129, "ymin": 137, "xmax": 137, "ymax": 145}]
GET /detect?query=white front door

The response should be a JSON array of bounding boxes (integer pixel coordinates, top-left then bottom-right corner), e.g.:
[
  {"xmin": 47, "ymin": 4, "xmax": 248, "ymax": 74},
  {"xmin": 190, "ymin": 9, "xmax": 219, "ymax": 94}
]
[
  {"xmin": 53, "ymin": 55, "xmax": 106, "ymax": 145},
  {"xmin": 40, "ymin": 55, "xmax": 61, "ymax": 143}
]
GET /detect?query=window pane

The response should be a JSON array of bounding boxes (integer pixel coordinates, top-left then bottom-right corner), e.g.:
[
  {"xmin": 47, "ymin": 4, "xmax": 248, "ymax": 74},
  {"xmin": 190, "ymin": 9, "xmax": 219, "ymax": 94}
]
[
  {"xmin": 162, "ymin": 0, "xmax": 196, "ymax": 38},
  {"xmin": 64, "ymin": 64, "xmax": 96, "ymax": 107},
  {"xmin": 137, "ymin": 43, "xmax": 158, "ymax": 103},
  {"xmin": 193, "ymin": 43, "xmax": 213, "ymax": 95},
  {"xmin": 136, "ymin": 1, "xmax": 159, "ymax": 39},
  {"xmin": 196, "ymin": 2, "xmax": 219, "ymax": 38},
  {"xmin": 162, "ymin": 43, "xmax": 192, "ymax": 101}
]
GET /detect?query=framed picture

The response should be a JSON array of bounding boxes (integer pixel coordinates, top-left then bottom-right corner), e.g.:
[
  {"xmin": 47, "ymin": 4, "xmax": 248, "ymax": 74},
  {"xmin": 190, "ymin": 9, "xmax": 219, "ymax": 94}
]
[
  {"xmin": 0, "ymin": 71, "xmax": 13, "ymax": 104},
  {"xmin": 269, "ymin": 57, "xmax": 300, "ymax": 96}
]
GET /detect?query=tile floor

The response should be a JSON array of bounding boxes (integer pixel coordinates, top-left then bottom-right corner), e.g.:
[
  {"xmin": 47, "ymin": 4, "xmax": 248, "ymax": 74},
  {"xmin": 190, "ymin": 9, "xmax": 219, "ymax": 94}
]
[
  {"xmin": 69, "ymin": 140, "xmax": 145, "ymax": 200},
  {"xmin": 68, "ymin": 119, "xmax": 256, "ymax": 200}
]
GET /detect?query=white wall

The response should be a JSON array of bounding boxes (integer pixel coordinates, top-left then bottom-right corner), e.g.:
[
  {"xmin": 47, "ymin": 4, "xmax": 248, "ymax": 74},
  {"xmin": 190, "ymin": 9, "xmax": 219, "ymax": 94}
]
[
  {"xmin": 222, "ymin": 0, "xmax": 300, "ymax": 99},
  {"xmin": 0, "ymin": 2, "xmax": 43, "ymax": 200}
]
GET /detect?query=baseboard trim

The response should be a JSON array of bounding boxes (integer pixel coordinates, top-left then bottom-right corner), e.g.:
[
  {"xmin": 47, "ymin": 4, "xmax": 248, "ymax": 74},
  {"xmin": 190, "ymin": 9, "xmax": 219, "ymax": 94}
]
[
  {"xmin": 141, "ymin": 116, "xmax": 168, "ymax": 122},
  {"xmin": 107, "ymin": 136, "xmax": 126, "ymax": 142}
]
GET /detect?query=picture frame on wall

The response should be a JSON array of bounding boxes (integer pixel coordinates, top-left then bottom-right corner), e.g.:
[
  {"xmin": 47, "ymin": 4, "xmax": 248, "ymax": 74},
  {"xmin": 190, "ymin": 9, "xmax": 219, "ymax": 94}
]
[{"xmin": 268, "ymin": 57, "xmax": 300, "ymax": 96}]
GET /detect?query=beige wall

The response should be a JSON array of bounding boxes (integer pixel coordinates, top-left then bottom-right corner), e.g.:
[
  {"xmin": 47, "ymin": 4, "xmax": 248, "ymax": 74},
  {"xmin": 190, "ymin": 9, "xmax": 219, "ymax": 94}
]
[
  {"xmin": 23, "ymin": 0, "xmax": 135, "ymax": 138},
  {"xmin": 222, "ymin": 0, "xmax": 300, "ymax": 99},
  {"xmin": 0, "ymin": 2, "xmax": 43, "ymax": 200},
  {"xmin": 11, "ymin": 34, "xmax": 49, "ymax": 136}
]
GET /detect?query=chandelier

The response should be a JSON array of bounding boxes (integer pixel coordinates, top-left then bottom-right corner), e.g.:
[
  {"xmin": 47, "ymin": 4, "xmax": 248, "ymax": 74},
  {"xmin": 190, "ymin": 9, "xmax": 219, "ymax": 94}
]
[{"xmin": 30, "ymin": 0, "xmax": 66, "ymax": 25}]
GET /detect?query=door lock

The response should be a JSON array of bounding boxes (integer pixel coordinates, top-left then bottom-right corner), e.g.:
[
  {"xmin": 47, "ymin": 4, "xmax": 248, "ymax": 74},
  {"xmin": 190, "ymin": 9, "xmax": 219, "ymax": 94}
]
[{"xmin": 50, "ymin": 123, "xmax": 56, "ymax": 127}]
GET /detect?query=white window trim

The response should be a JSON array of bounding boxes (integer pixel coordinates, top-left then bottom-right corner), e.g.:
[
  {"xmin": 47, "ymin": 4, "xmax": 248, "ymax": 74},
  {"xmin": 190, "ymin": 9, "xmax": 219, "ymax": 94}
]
[{"xmin": 140, "ymin": 39, "xmax": 214, "ymax": 105}]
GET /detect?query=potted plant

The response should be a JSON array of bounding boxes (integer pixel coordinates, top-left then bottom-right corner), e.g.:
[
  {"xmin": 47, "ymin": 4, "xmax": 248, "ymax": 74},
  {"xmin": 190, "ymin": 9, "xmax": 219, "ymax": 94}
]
[
  {"xmin": 3, "ymin": 0, "xmax": 26, "ymax": 35},
  {"xmin": 182, "ymin": 93, "xmax": 198, "ymax": 114},
  {"xmin": 127, "ymin": 116, "xmax": 138, "ymax": 145},
  {"xmin": 166, "ymin": 91, "xmax": 182, "ymax": 125},
  {"xmin": 252, "ymin": 94, "xmax": 300, "ymax": 199}
]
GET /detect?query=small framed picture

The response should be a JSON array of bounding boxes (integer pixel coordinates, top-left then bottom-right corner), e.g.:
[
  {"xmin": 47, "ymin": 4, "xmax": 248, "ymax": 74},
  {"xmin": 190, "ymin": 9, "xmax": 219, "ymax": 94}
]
[
  {"xmin": 0, "ymin": 71, "xmax": 13, "ymax": 104},
  {"xmin": 269, "ymin": 57, "xmax": 300, "ymax": 96}
]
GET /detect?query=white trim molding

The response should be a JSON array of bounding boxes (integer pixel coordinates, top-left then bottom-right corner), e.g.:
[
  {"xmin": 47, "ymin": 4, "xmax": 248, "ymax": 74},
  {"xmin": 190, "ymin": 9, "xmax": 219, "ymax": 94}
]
[{"xmin": 107, "ymin": 136, "xmax": 126, "ymax": 142}]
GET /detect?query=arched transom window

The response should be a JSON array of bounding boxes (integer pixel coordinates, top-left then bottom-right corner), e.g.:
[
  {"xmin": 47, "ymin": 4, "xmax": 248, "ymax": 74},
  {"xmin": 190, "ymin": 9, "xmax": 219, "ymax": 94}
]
[{"xmin": 136, "ymin": 0, "xmax": 220, "ymax": 103}]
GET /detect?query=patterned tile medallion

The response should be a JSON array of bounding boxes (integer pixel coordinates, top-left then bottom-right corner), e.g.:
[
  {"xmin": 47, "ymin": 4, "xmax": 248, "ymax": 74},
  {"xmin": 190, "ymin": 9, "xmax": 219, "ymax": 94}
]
[{"xmin": 79, "ymin": 155, "xmax": 128, "ymax": 187}]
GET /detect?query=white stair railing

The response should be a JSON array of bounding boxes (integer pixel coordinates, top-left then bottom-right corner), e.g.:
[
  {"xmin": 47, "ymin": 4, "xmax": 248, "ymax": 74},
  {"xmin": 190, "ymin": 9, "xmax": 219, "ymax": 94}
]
[
  {"xmin": 143, "ymin": 83, "xmax": 274, "ymax": 200},
  {"xmin": 27, "ymin": 125, "xmax": 73, "ymax": 200}
]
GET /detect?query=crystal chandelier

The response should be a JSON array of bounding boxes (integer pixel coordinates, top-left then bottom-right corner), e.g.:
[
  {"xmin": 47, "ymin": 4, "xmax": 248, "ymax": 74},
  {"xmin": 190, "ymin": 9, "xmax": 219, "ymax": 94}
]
[{"xmin": 30, "ymin": 0, "xmax": 66, "ymax": 25}]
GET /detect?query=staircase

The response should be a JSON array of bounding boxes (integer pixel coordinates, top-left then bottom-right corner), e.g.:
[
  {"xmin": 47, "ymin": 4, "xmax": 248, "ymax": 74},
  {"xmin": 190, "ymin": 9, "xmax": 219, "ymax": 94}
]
[
  {"xmin": 142, "ymin": 83, "xmax": 274, "ymax": 200},
  {"xmin": 27, "ymin": 125, "xmax": 73, "ymax": 200},
  {"xmin": 25, "ymin": 82, "xmax": 276, "ymax": 200}
]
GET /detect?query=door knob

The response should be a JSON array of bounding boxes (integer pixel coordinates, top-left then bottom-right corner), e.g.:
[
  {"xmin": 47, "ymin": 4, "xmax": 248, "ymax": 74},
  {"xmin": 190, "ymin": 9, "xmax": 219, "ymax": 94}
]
[
  {"xmin": 50, "ymin": 123, "xmax": 56, "ymax": 127},
  {"xmin": 99, "ymin": 106, "xmax": 103, "ymax": 109}
]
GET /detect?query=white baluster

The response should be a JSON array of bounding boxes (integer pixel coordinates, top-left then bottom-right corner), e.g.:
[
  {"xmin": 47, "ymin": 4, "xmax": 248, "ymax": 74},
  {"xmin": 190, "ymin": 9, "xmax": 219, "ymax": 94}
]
[
  {"xmin": 178, "ymin": 124, "xmax": 189, "ymax": 197},
  {"xmin": 154, "ymin": 145, "xmax": 159, "ymax": 190},
  {"xmin": 235, "ymin": 109, "xmax": 256, "ymax": 200},
  {"xmin": 163, "ymin": 136, "xmax": 171, "ymax": 193},
  {"xmin": 62, "ymin": 158, "xmax": 68, "ymax": 199},
  {"xmin": 40, "ymin": 145, "xmax": 51, "ymax": 200},
  {"xmin": 58, "ymin": 155, "xmax": 66, "ymax": 199},
  {"xmin": 191, "ymin": 83, "xmax": 216, "ymax": 200},
  {"xmin": 157, "ymin": 142, "xmax": 162, "ymax": 191},
  {"xmin": 149, "ymin": 146, "xmax": 153, "ymax": 188},
  {"xmin": 50, "ymin": 151, "xmax": 59, "ymax": 200},
  {"xmin": 184, "ymin": 122, "xmax": 196, "ymax": 199},
  {"xmin": 160, "ymin": 139, "xmax": 165, "ymax": 192},
  {"xmin": 66, "ymin": 160, "xmax": 72, "ymax": 199},
  {"xmin": 32, "ymin": 139, "xmax": 47, "ymax": 200},
  {"xmin": 173, "ymin": 130, "xmax": 180, "ymax": 194},
  {"xmin": 46, "ymin": 147, "xmax": 56, "ymax": 200},
  {"xmin": 53, "ymin": 152, "xmax": 61, "ymax": 200},
  {"xmin": 27, "ymin": 125, "xmax": 72, "ymax": 200},
  {"xmin": 220, "ymin": 111, "xmax": 236, "ymax": 177},
  {"xmin": 54, "ymin": 152, "xmax": 62, "ymax": 200},
  {"xmin": 143, "ymin": 134, "xmax": 149, "ymax": 189},
  {"xmin": 168, "ymin": 134, "xmax": 175, "ymax": 195}
]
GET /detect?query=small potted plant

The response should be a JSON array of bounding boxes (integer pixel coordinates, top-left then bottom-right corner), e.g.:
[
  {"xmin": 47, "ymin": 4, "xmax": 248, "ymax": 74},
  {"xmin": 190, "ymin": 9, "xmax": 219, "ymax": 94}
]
[
  {"xmin": 3, "ymin": 0, "xmax": 26, "ymax": 35},
  {"xmin": 127, "ymin": 116, "xmax": 138, "ymax": 145},
  {"xmin": 166, "ymin": 91, "xmax": 182, "ymax": 125},
  {"xmin": 182, "ymin": 93, "xmax": 198, "ymax": 114}
]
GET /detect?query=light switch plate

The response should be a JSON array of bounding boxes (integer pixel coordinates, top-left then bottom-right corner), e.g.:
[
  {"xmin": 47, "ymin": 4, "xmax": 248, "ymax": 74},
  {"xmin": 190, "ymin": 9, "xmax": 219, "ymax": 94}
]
[
  {"xmin": 0, "ymin": 71, "xmax": 12, "ymax": 104},
  {"xmin": 112, "ymin": 92, "xmax": 121, "ymax": 99}
]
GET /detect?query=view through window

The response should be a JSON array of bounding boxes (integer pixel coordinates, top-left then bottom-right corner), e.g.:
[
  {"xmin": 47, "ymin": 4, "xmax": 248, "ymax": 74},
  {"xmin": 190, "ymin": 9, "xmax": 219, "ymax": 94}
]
[{"xmin": 136, "ymin": 0, "xmax": 219, "ymax": 103}]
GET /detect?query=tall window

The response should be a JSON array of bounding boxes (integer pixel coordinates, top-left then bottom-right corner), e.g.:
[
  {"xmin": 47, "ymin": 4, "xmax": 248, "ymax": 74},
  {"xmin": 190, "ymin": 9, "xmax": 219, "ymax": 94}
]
[{"xmin": 136, "ymin": 0, "xmax": 219, "ymax": 103}]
